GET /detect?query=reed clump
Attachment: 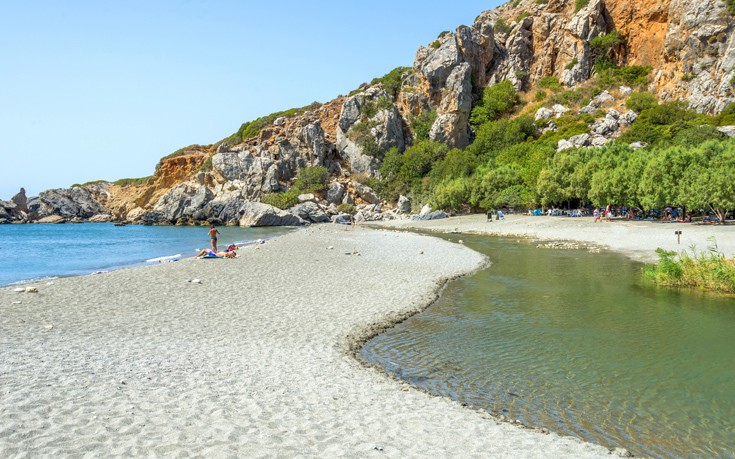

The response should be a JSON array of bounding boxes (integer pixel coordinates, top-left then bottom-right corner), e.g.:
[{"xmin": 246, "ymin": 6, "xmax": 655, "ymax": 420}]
[{"xmin": 644, "ymin": 240, "xmax": 735, "ymax": 293}]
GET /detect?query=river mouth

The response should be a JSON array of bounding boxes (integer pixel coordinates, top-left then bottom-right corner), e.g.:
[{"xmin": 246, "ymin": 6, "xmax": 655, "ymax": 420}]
[{"xmin": 359, "ymin": 233, "xmax": 735, "ymax": 458}]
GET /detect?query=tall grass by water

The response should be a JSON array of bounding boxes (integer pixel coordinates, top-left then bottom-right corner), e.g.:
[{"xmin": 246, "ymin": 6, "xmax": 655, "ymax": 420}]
[{"xmin": 644, "ymin": 240, "xmax": 735, "ymax": 293}]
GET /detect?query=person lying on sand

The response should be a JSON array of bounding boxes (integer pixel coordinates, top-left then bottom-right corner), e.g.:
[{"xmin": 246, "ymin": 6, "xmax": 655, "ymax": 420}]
[{"xmin": 196, "ymin": 249, "xmax": 237, "ymax": 258}]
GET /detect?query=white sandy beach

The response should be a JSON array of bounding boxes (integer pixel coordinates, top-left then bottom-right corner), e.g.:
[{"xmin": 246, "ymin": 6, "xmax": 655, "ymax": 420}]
[
  {"xmin": 376, "ymin": 213, "xmax": 735, "ymax": 262},
  {"xmin": 0, "ymin": 224, "xmax": 615, "ymax": 458}
]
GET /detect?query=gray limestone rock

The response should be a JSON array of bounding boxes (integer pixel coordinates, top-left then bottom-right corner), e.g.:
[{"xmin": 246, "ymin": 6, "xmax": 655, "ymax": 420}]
[
  {"xmin": 11, "ymin": 188, "xmax": 28, "ymax": 212},
  {"xmin": 289, "ymin": 201, "xmax": 330, "ymax": 223},
  {"xmin": 535, "ymin": 107, "xmax": 554, "ymax": 121},
  {"xmin": 336, "ymin": 89, "xmax": 404, "ymax": 175},
  {"xmin": 148, "ymin": 183, "xmax": 213, "ymax": 224},
  {"xmin": 34, "ymin": 187, "xmax": 109, "ymax": 222},
  {"xmin": 593, "ymin": 91, "xmax": 615, "ymax": 104},
  {"xmin": 239, "ymin": 202, "xmax": 305, "ymax": 227},
  {"xmin": 331, "ymin": 213, "xmax": 353, "ymax": 225},
  {"xmin": 352, "ymin": 181, "xmax": 380, "ymax": 205},
  {"xmin": 326, "ymin": 182, "xmax": 345, "ymax": 204},
  {"xmin": 552, "ymin": 104, "xmax": 570, "ymax": 117},
  {"xmin": 629, "ymin": 141, "xmax": 649, "ymax": 149},
  {"xmin": 397, "ymin": 195, "xmax": 411, "ymax": 214}
]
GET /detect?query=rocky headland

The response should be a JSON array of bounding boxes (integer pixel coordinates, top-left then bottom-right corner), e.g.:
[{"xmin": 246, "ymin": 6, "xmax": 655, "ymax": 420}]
[{"xmin": 4, "ymin": 0, "xmax": 735, "ymax": 225}]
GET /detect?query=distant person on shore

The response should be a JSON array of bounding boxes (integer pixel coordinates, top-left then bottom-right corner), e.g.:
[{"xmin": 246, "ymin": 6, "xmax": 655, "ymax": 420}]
[
  {"xmin": 487, "ymin": 208, "xmax": 494, "ymax": 222},
  {"xmin": 497, "ymin": 210, "xmax": 505, "ymax": 221},
  {"xmin": 605, "ymin": 204, "xmax": 612, "ymax": 222},
  {"xmin": 208, "ymin": 224, "xmax": 221, "ymax": 251},
  {"xmin": 593, "ymin": 208, "xmax": 601, "ymax": 222}
]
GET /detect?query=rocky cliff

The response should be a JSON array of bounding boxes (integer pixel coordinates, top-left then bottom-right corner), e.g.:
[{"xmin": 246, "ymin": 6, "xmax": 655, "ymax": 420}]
[{"xmin": 5, "ymin": 0, "xmax": 735, "ymax": 225}]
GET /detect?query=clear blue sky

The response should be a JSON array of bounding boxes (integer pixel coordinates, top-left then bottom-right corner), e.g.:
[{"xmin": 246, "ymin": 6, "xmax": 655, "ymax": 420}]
[{"xmin": 0, "ymin": 0, "xmax": 501, "ymax": 200}]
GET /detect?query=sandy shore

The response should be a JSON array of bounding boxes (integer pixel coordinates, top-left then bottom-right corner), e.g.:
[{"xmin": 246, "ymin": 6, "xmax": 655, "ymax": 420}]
[
  {"xmin": 374, "ymin": 214, "xmax": 735, "ymax": 262},
  {"xmin": 0, "ymin": 224, "xmax": 613, "ymax": 458}
]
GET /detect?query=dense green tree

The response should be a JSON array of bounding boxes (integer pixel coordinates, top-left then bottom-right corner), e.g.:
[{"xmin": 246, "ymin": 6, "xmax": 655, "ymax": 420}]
[
  {"xmin": 469, "ymin": 80, "xmax": 519, "ymax": 127},
  {"xmin": 680, "ymin": 141, "xmax": 735, "ymax": 222},
  {"xmin": 469, "ymin": 116, "xmax": 538, "ymax": 161}
]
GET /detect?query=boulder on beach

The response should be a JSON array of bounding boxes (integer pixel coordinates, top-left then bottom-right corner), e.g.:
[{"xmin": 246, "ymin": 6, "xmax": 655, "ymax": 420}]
[{"xmin": 239, "ymin": 201, "xmax": 305, "ymax": 227}]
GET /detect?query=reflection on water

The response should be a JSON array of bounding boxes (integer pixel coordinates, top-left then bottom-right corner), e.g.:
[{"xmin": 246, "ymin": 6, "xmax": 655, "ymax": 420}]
[{"xmin": 359, "ymin": 235, "xmax": 735, "ymax": 458}]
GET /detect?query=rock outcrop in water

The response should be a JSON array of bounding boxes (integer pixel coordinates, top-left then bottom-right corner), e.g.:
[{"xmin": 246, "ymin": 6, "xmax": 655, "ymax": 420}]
[{"xmin": 7, "ymin": 0, "xmax": 735, "ymax": 225}]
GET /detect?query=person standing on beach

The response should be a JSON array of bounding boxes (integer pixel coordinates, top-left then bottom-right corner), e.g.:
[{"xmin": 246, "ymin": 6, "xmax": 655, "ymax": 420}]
[{"xmin": 208, "ymin": 224, "xmax": 221, "ymax": 252}]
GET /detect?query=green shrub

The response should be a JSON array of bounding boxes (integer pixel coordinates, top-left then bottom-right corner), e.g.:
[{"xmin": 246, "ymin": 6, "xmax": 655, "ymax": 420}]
[
  {"xmin": 614, "ymin": 66, "xmax": 651, "ymax": 86},
  {"xmin": 410, "ymin": 109, "xmax": 437, "ymax": 142},
  {"xmin": 729, "ymin": 0, "xmax": 735, "ymax": 15},
  {"xmin": 369, "ymin": 66, "xmax": 412, "ymax": 99},
  {"xmin": 72, "ymin": 180, "xmax": 108, "ymax": 187},
  {"xmin": 199, "ymin": 155, "xmax": 213, "ymax": 172},
  {"xmin": 470, "ymin": 116, "xmax": 538, "ymax": 161},
  {"xmin": 430, "ymin": 40, "xmax": 441, "ymax": 49},
  {"xmin": 516, "ymin": 11, "xmax": 530, "ymax": 22},
  {"xmin": 229, "ymin": 102, "xmax": 322, "ymax": 144},
  {"xmin": 494, "ymin": 19, "xmax": 511, "ymax": 35},
  {"xmin": 469, "ymin": 80, "xmax": 520, "ymax": 127},
  {"xmin": 537, "ymin": 76, "xmax": 562, "ymax": 91},
  {"xmin": 113, "ymin": 176, "xmax": 153, "ymax": 187},
  {"xmin": 619, "ymin": 101, "xmax": 711, "ymax": 146},
  {"xmin": 431, "ymin": 177, "xmax": 473, "ymax": 211},
  {"xmin": 590, "ymin": 31, "xmax": 625, "ymax": 50},
  {"xmin": 672, "ymin": 125, "xmax": 725, "ymax": 147},
  {"xmin": 574, "ymin": 0, "xmax": 589, "ymax": 12},
  {"xmin": 590, "ymin": 31, "xmax": 625, "ymax": 71},
  {"xmin": 349, "ymin": 120, "xmax": 383, "ymax": 158},
  {"xmin": 537, "ymin": 119, "xmax": 589, "ymax": 144},
  {"xmin": 376, "ymin": 96, "xmax": 394, "ymax": 111},
  {"xmin": 625, "ymin": 91, "xmax": 658, "ymax": 112},
  {"xmin": 261, "ymin": 166, "xmax": 330, "ymax": 209},
  {"xmin": 550, "ymin": 88, "xmax": 586, "ymax": 106},
  {"xmin": 261, "ymin": 189, "xmax": 300, "ymax": 210},
  {"xmin": 293, "ymin": 166, "xmax": 329, "ymax": 194},
  {"xmin": 565, "ymin": 58, "xmax": 579, "ymax": 70},
  {"xmin": 337, "ymin": 203, "xmax": 356, "ymax": 214},
  {"xmin": 716, "ymin": 103, "xmax": 735, "ymax": 125},
  {"xmin": 535, "ymin": 90, "xmax": 547, "ymax": 101},
  {"xmin": 429, "ymin": 148, "xmax": 478, "ymax": 184},
  {"xmin": 379, "ymin": 141, "xmax": 449, "ymax": 201},
  {"xmin": 595, "ymin": 66, "xmax": 651, "ymax": 88},
  {"xmin": 536, "ymin": 0, "xmax": 548, "ymax": 4}
]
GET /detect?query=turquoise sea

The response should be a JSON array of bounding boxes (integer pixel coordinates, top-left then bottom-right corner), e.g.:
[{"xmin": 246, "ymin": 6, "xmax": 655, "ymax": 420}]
[{"xmin": 0, "ymin": 223, "xmax": 294, "ymax": 287}]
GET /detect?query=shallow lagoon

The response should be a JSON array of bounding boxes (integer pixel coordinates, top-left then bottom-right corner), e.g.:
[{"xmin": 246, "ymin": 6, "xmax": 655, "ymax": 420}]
[{"xmin": 360, "ymin": 234, "xmax": 735, "ymax": 458}]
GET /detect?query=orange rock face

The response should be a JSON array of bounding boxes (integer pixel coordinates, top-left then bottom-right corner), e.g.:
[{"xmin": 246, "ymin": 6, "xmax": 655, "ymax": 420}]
[
  {"xmin": 104, "ymin": 147, "xmax": 211, "ymax": 218},
  {"xmin": 606, "ymin": 0, "xmax": 672, "ymax": 67}
]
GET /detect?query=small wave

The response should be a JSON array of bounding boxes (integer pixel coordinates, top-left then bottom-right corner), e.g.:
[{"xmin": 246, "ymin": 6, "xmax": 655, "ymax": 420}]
[
  {"xmin": 7, "ymin": 276, "xmax": 59, "ymax": 287},
  {"xmin": 145, "ymin": 254, "xmax": 182, "ymax": 263}
]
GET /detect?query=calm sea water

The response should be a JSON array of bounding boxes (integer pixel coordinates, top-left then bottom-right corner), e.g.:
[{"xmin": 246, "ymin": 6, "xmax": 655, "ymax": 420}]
[
  {"xmin": 0, "ymin": 223, "xmax": 294, "ymax": 287},
  {"xmin": 360, "ymin": 234, "xmax": 735, "ymax": 458}
]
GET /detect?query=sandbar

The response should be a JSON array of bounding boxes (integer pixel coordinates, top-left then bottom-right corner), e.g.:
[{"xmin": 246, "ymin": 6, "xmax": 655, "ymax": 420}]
[{"xmin": 0, "ymin": 224, "xmax": 613, "ymax": 457}]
